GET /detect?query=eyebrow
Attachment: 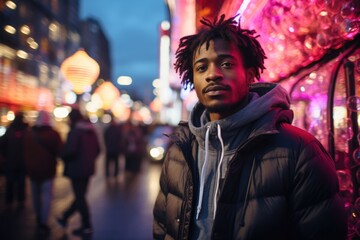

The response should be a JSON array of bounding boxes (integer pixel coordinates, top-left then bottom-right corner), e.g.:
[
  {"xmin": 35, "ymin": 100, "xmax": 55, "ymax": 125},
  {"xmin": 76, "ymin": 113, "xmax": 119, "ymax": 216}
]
[
  {"xmin": 193, "ymin": 54, "xmax": 236, "ymax": 65},
  {"xmin": 193, "ymin": 58, "xmax": 207, "ymax": 65}
]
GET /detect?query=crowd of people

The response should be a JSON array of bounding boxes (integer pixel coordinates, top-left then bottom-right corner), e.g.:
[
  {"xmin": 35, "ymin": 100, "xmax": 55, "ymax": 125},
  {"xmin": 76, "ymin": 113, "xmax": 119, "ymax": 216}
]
[
  {"xmin": 0, "ymin": 108, "xmax": 148, "ymax": 237},
  {"xmin": 103, "ymin": 113, "xmax": 146, "ymax": 177}
]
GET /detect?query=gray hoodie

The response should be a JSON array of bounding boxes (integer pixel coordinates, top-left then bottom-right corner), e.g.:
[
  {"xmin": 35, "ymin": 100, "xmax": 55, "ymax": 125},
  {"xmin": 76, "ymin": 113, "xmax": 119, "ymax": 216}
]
[{"xmin": 188, "ymin": 82, "xmax": 291, "ymax": 239}]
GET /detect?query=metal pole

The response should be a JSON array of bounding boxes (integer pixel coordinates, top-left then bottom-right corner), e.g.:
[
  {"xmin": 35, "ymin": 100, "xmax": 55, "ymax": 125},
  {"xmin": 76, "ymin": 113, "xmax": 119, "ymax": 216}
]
[{"xmin": 344, "ymin": 60, "xmax": 359, "ymax": 200}]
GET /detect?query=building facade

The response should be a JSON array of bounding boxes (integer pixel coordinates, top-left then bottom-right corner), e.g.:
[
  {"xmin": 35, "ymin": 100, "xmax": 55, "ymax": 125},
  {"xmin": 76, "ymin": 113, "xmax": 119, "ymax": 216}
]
[{"xmin": 0, "ymin": 0, "xmax": 111, "ymax": 127}]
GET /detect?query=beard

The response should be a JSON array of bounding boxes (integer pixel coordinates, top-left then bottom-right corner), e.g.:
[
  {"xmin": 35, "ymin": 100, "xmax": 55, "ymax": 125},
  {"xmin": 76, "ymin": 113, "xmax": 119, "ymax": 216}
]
[
  {"xmin": 205, "ymin": 103, "xmax": 233, "ymax": 114},
  {"xmin": 202, "ymin": 96, "xmax": 249, "ymax": 118}
]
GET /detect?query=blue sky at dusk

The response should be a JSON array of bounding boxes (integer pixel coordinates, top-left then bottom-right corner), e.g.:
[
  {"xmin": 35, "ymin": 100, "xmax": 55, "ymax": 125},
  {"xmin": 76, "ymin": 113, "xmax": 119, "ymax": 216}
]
[{"xmin": 80, "ymin": 0, "xmax": 168, "ymax": 104}]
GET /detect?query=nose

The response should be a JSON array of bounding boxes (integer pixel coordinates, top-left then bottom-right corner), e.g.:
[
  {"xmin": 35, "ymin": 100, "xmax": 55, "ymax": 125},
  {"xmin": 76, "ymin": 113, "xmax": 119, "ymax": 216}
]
[{"xmin": 205, "ymin": 63, "xmax": 222, "ymax": 82}]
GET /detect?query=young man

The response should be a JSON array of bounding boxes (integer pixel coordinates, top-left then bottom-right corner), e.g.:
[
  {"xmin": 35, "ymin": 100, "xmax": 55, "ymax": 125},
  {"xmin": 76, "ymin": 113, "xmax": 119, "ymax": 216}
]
[{"xmin": 153, "ymin": 15, "xmax": 347, "ymax": 239}]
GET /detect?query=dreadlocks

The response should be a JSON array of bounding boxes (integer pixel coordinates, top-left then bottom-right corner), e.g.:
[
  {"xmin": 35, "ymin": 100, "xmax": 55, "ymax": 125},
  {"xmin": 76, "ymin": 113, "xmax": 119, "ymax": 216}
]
[{"xmin": 174, "ymin": 14, "xmax": 267, "ymax": 90}]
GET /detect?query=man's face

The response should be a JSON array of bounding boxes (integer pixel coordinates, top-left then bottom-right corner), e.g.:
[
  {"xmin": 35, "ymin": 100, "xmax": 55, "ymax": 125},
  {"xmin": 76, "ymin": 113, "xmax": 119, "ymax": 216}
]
[{"xmin": 192, "ymin": 39, "xmax": 255, "ymax": 120}]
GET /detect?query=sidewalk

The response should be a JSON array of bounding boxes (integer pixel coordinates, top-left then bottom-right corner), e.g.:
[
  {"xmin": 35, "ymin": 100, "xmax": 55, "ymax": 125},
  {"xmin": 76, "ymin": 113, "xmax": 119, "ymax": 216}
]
[{"xmin": 0, "ymin": 154, "xmax": 162, "ymax": 240}]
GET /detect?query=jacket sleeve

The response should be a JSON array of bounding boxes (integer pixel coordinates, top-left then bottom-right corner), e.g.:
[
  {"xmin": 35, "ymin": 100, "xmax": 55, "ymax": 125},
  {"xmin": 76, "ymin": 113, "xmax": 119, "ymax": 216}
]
[
  {"xmin": 290, "ymin": 139, "xmax": 347, "ymax": 240},
  {"xmin": 153, "ymin": 147, "xmax": 171, "ymax": 240}
]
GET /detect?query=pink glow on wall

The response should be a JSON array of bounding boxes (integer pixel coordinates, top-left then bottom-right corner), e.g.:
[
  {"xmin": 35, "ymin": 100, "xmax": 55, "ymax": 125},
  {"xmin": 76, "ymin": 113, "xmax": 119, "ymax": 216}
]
[{"xmin": 236, "ymin": 0, "xmax": 359, "ymax": 82}]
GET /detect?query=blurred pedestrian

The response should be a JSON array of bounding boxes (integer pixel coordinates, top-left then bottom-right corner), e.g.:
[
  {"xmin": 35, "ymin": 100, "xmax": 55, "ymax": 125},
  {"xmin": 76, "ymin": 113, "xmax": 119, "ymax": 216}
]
[
  {"xmin": 57, "ymin": 108, "xmax": 100, "ymax": 236},
  {"xmin": 23, "ymin": 110, "xmax": 63, "ymax": 235},
  {"xmin": 0, "ymin": 111, "xmax": 28, "ymax": 207},
  {"xmin": 103, "ymin": 113, "xmax": 123, "ymax": 177},
  {"xmin": 123, "ymin": 117, "xmax": 145, "ymax": 173}
]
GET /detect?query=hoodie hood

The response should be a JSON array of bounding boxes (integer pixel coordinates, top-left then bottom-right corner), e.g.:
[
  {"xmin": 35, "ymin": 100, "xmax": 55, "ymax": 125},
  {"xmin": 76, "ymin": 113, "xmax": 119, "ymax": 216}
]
[{"xmin": 189, "ymin": 82, "xmax": 293, "ymax": 148}]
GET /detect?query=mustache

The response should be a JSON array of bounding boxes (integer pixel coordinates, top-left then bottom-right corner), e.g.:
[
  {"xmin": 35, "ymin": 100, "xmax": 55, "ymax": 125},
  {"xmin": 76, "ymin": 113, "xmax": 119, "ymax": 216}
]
[{"xmin": 203, "ymin": 84, "xmax": 230, "ymax": 93}]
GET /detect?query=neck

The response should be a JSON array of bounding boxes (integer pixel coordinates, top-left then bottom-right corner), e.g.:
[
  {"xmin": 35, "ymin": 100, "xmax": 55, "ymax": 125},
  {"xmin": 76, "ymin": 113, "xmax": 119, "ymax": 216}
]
[{"xmin": 209, "ymin": 95, "xmax": 250, "ymax": 121}]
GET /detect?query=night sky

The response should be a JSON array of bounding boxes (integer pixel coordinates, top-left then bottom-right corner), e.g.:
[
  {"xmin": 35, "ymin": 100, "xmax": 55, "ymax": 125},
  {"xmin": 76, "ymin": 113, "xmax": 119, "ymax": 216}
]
[{"xmin": 80, "ymin": 0, "xmax": 168, "ymax": 104}]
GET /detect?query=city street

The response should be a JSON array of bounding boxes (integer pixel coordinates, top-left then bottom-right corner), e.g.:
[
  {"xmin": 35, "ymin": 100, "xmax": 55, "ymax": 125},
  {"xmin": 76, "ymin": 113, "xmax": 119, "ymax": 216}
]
[{"xmin": 0, "ymin": 154, "xmax": 162, "ymax": 240}]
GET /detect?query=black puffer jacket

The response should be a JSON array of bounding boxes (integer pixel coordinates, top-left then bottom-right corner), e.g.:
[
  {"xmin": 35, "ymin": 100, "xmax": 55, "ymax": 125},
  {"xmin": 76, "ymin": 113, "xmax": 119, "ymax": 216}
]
[
  {"xmin": 154, "ymin": 83, "xmax": 347, "ymax": 240},
  {"xmin": 153, "ymin": 121, "xmax": 347, "ymax": 240}
]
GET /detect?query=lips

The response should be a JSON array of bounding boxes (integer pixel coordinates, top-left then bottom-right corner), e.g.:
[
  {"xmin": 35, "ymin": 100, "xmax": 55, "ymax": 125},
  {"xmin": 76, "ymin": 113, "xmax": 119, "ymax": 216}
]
[{"xmin": 203, "ymin": 84, "xmax": 230, "ymax": 93}]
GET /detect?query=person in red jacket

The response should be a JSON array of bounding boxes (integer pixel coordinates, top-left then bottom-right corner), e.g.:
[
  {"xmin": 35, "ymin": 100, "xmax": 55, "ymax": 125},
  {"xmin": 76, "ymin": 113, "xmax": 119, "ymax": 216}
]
[
  {"xmin": 23, "ymin": 110, "xmax": 63, "ymax": 235},
  {"xmin": 153, "ymin": 14, "xmax": 347, "ymax": 239},
  {"xmin": 57, "ymin": 108, "xmax": 100, "ymax": 236}
]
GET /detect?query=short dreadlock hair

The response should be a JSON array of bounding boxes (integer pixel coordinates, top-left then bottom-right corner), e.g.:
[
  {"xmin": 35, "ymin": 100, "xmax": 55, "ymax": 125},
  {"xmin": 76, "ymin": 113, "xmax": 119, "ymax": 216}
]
[{"xmin": 174, "ymin": 14, "xmax": 267, "ymax": 90}]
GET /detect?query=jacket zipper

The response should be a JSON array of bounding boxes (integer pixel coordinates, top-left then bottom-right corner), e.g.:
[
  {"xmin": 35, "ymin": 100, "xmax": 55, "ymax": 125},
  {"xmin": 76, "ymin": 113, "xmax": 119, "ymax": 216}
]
[{"xmin": 211, "ymin": 130, "xmax": 277, "ymax": 237}]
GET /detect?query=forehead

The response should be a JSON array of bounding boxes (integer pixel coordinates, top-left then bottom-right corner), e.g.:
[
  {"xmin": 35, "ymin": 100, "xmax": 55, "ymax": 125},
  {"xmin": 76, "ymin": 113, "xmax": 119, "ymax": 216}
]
[{"xmin": 194, "ymin": 38, "xmax": 240, "ymax": 60}]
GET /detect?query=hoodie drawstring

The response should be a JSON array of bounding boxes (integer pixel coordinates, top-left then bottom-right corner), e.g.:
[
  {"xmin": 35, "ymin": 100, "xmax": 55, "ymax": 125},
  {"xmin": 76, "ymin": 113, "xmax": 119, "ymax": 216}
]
[
  {"xmin": 213, "ymin": 124, "xmax": 224, "ymax": 219},
  {"xmin": 195, "ymin": 124, "xmax": 256, "ymax": 223},
  {"xmin": 196, "ymin": 124, "xmax": 225, "ymax": 220},
  {"xmin": 196, "ymin": 125, "xmax": 211, "ymax": 220}
]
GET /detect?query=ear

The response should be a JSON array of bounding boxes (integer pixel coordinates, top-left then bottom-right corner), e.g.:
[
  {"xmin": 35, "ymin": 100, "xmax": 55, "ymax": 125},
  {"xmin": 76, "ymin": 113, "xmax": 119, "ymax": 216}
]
[{"xmin": 246, "ymin": 68, "xmax": 256, "ymax": 84}]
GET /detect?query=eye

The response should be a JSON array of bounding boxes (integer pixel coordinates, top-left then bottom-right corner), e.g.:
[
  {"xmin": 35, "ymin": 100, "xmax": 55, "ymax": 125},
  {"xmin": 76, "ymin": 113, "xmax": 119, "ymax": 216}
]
[
  {"xmin": 221, "ymin": 61, "xmax": 234, "ymax": 69},
  {"xmin": 195, "ymin": 64, "xmax": 207, "ymax": 73}
]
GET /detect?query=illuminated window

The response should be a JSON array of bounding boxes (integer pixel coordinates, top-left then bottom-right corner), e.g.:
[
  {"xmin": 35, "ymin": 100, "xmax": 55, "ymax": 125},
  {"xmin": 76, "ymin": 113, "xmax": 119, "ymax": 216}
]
[{"xmin": 49, "ymin": 22, "xmax": 60, "ymax": 41}]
